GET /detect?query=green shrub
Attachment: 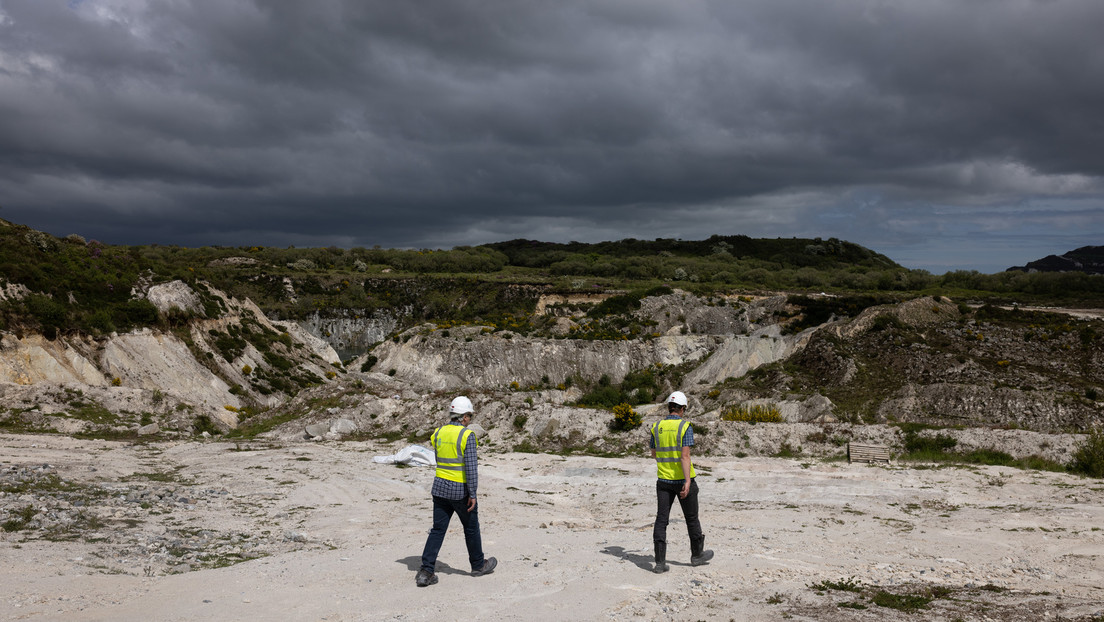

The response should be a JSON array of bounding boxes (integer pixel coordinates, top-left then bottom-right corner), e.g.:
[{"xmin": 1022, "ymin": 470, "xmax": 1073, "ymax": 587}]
[
  {"xmin": 775, "ymin": 441, "xmax": 801, "ymax": 458},
  {"xmin": 904, "ymin": 432, "xmax": 957, "ymax": 454},
  {"xmin": 871, "ymin": 590, "xmax": 932, "ymax": 612},
  {"xmin": 193, "ymin": 415, "xmax": 222, "ymax": 436},
  {"xmin": 871, "ymin": 313, "xmax": 907, "ymax": 331},
  {"xmin": 809, "ymin": 577, "xmax": 863, "ymax": 592},
  {"xmin": 577, "ymin": 367, "xmax": 660, "ymax": 407},
  {"xmin": 120, "ymin": 298, "xmax": 159, "ymax": 327},
  {"xmin": 1069, "ymin": 428, "xmax": 1104, "ymax": 478},
  {"xmin": 513, "ymin": 439, "xmax": 539, "ymax": 453},
  {"xmin": 263, "ymin": 351, "xmax": 295, "ymax": 371},
  {"xmin": 589, "ymin": 293, "xmax": 642, "ymax": 318},
  {"xmin": 1, "ymin": 505, "xmax": 35, "ymax": 532},
  {"xmin": 25, "ymin": 294, "xmax": 66, "ymax": 336},
  {"xmin": 958, "ymin": 448, "xmax": 1016, "ymax": 466},
  {"xmin": 721, "ymin": 404, "xmax": 783, "ymax": 423},
  {"xmin": 578, "ymin": 385, "xmax": 622, "ymax": 408}
]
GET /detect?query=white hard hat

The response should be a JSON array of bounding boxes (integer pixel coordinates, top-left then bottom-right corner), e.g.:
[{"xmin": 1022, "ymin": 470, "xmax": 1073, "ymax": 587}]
[
  {"xmin": 667, "ymin": 391, "xmax": 688, "ymax": 407},
  {"xmin": 449, "ymin": 396, "xmax": 474, "ymax": 416}
]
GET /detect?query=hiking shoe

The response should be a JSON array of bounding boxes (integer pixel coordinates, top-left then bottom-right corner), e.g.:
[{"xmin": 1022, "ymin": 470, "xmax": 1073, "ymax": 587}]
[
  {"xmin": 415, "ymin": 569, "xmax": 438, "ymax": 587},
  {"xmin": 653, "ymin": 561, "xmax": 669, "ymax": 574},
  {"xmin": 472, "ymin": 557, "xmax": 497, "ymax": 576}
]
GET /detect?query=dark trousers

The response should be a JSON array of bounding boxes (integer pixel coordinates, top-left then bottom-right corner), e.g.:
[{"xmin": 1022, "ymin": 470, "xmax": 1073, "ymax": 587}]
[
  {"xmin": 653, "ymin": 478, "xmax": 703, "ymax": 546},
  {"xmin": 420, "ymin": 495, "xmax": 485, "ymax": 573}
]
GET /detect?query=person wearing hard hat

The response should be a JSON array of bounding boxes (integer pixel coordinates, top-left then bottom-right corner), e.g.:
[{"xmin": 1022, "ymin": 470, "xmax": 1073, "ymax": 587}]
[
  {"xmin": 649, "ymin": 390, "xmax": 714, "ymax": 573},
  {"xmin": 415, "ymin": 396, "xmax": 497, "ymax": 587}
]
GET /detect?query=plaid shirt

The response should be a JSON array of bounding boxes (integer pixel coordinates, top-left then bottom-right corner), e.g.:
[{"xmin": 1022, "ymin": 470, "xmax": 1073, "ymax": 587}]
[
  {"xmin": 650, "ymin": 414, "xmax": 695, "ymax": 484},
  {"xmin": 430, "ymin": 422, "xmax": 479, "ymax": 500}
]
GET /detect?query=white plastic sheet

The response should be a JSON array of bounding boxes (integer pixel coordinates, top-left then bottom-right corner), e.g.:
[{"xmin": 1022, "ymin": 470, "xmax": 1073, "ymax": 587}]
[{"xmin": 372, "ymin": 444, "xmax": 436, "ymax": 466}]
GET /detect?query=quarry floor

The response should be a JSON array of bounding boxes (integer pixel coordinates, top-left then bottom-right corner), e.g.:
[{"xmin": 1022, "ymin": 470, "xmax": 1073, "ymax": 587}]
[{"xmin": 2, "ymin": 434, "xmax": 1104, "ymax": 621}]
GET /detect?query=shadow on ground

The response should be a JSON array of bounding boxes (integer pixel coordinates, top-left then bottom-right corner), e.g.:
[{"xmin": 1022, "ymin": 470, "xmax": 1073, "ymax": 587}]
[
  {"xmin": 396, "ymin": 556, "xmax": 465, "ymax": 575},
  {"xmin": 599, "ymin": 546, "xmax": 657, "ymax": 571}
]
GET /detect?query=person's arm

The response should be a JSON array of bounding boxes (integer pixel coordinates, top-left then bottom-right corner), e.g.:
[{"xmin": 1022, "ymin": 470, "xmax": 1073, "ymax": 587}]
[
  {"xmin": 679, "ymin": 446, "xmax": 692, "ymax": 498},
  {"xmin": 464, "ymin": 433, "xmax": 479, "ymax": 510}
]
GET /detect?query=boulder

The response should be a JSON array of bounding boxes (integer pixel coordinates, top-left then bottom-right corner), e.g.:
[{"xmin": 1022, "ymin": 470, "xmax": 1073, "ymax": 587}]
[{"xmin": 146, "ymin": 281, "xmax": 203, "ymax": 315}]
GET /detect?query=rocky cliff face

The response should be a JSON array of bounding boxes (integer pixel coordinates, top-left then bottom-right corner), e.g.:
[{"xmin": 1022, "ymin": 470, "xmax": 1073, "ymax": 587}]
[
  {"xmin": 369, "ymin": 326, "xmax": 721, "ymax": 391},
  {"xmin": 744, "ymin": 296, "xmax": 1104, "ymax": 432},
  {"xmin": 2, "ymin": 284, "xmax": 1101, "ymax": 452},
  {"xmin": 0, "ymin": 281, "xmax": 342, "ymax": 436},
  {"xmin": 298, "ymin": 309, "xmax": 404, "ymax": 360}
]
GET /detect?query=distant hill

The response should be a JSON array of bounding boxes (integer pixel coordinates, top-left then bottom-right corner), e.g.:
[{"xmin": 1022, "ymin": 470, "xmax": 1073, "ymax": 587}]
[{"xmin": 1008, "ymin": 246, "xmax": 1104, "ymax": 274}]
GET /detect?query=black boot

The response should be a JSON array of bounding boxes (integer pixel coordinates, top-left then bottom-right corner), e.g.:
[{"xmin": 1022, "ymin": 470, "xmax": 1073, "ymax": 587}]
[
  {"xmin": 690, "ymin": 535, "xmax": 714, "ymax": 566},
  {"xmin": 653, "ymin": 541, "xmax": 669, "ymax": 574}
]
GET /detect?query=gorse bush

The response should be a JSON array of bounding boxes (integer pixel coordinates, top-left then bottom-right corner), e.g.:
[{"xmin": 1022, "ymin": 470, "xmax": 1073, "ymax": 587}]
[
  {"xmin": 721, "ymin": 404, "xmax": 783, "ymax": 423},
  {"xmin": 609, "ymin": 403, "xmax": 642, "ymax": 432}
]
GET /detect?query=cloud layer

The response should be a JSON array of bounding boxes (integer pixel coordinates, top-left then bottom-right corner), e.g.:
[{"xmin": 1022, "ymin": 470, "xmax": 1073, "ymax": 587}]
[{"xmin": 2, "ymin": 0, "xmax": 1102, "ymax": 272}]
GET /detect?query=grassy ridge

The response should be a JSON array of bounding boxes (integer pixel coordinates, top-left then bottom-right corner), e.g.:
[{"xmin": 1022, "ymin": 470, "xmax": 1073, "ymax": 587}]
[{"xmin": 3, "ymin": 219, "xmax": 1104, "ymax": 338}]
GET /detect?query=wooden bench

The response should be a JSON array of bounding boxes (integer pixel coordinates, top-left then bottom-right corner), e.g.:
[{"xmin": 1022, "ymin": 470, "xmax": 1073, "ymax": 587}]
[{"xmin": 848, "ymin": 442, "xmax": 891, "ymax": 464}]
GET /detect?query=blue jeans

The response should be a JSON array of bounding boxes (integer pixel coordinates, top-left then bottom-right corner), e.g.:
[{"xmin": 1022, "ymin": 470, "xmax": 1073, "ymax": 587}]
[
  {"xmin": 653, "ymin": 478, "xmax": 703, "ymax": 545},
  {"xmin": 420, "ymin": 496, "xmax": 485, "ymax": 573}
]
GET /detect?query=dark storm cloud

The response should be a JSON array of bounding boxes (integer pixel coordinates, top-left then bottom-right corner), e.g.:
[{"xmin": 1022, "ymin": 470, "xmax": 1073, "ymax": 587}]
[{"xmin": 1, "ymin": 0, "xmax": 1102, "ymax": 272}]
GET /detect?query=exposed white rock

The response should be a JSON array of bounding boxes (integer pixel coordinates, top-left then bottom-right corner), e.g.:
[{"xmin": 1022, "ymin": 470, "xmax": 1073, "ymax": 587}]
[
  {"xmin": 100, "ymin": 329, "xmax": 239, "ymax": 426},
  {"xmin": 681, "ymin": 325, "xmax": 814, "ymax": 387},
  {"xmin": 271, "ymin": 319, "xmax": 341, "ymax": 366},
  {"xmin": 0, "ymin": 281, "xmax": 31, "ymax": 302},
  {"xmin": 298, "ymin": 310, "xmax": 401, "ymax": 359},
  {"xmin": 0, "ymin": 334, "xmax": 106, "ymax": 386},
  {"xmin": 207, "ymin": 257, "xmax": 259, "ymax": 267},
  {"xmin": 146, "ymin": 281, "xmax": 203, "ymax": 315},
  {"xmin": 369, "ymin": 326, "xmax": 718, "ymax": 391}
]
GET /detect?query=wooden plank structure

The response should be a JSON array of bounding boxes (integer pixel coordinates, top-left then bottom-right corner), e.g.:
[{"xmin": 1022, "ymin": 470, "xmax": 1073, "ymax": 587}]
[{"xmin": 848, "ymin": 442, "xmax": 891, "ymax": 464}]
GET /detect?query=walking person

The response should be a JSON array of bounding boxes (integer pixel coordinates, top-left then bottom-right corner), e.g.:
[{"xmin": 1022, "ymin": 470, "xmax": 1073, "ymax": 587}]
[
  {"xmin": 416, "ymin": 396, "xmax": 497, "ymax": 587},
  {"xmin": 650, "ymin": 391, "xmax": 714, "ymax": 573}
]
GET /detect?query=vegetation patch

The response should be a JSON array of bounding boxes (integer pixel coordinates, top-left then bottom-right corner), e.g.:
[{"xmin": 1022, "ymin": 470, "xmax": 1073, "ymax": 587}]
[
  {"xmin": 809, "ymin": 577, "xmax": 864, "ymax": 593},
  {"xmin": 870, "ymin": 590, "xmax": 933, "ymax": 612},
  {"xmin": 576, "ymin": 366, "xmax": 668, "ymax": 407},
  {"xmin": 608, "ymin": 403, "xmax": 642, "ymax": 432},
  {"xmin": 896, "ymin": 426, "xmax": 1068, "ymax": 473},
  {"xmin": 1068, "ymin": 427, "xmax": 1104, "ymax": 478},
  {"xmin": 721, "ymin": 403, "xmax": 782, "ymax": 423}
]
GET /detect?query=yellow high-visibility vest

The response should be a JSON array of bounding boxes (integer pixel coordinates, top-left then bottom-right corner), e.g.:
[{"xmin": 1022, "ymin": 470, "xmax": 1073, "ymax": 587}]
[
  {"xmin": 433, "ymin": 424, "xmax": 474, "ymax": 483},
  {"xmin": 652, "ymin": 418, "xmax": 695, "ymax": 480}
]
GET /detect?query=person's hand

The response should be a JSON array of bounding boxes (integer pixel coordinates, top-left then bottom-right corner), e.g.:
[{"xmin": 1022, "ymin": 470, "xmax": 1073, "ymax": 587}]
[
  {"xmin": 468, "ymin": 497, "xmax": 477, "ymax": 511},
  {"xmin": 679, "ymin": 483, "xmax": 690, "ymax": 499}
]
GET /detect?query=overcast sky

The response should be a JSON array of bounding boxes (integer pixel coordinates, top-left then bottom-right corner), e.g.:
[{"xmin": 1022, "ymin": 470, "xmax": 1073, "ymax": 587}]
[{"xmin": 2, "ymin": 0, "xmax": 1102, "ymax": 273}]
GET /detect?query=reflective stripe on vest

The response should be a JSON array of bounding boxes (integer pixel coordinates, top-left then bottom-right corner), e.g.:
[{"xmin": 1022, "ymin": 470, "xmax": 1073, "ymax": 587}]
[
  {"xmin": 433, "ymin": 424, "xmax": 473, "ymax": 483},
  {"xmin": 652, "ymin": 418, "xmax": 695, "ymax": 480}
]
